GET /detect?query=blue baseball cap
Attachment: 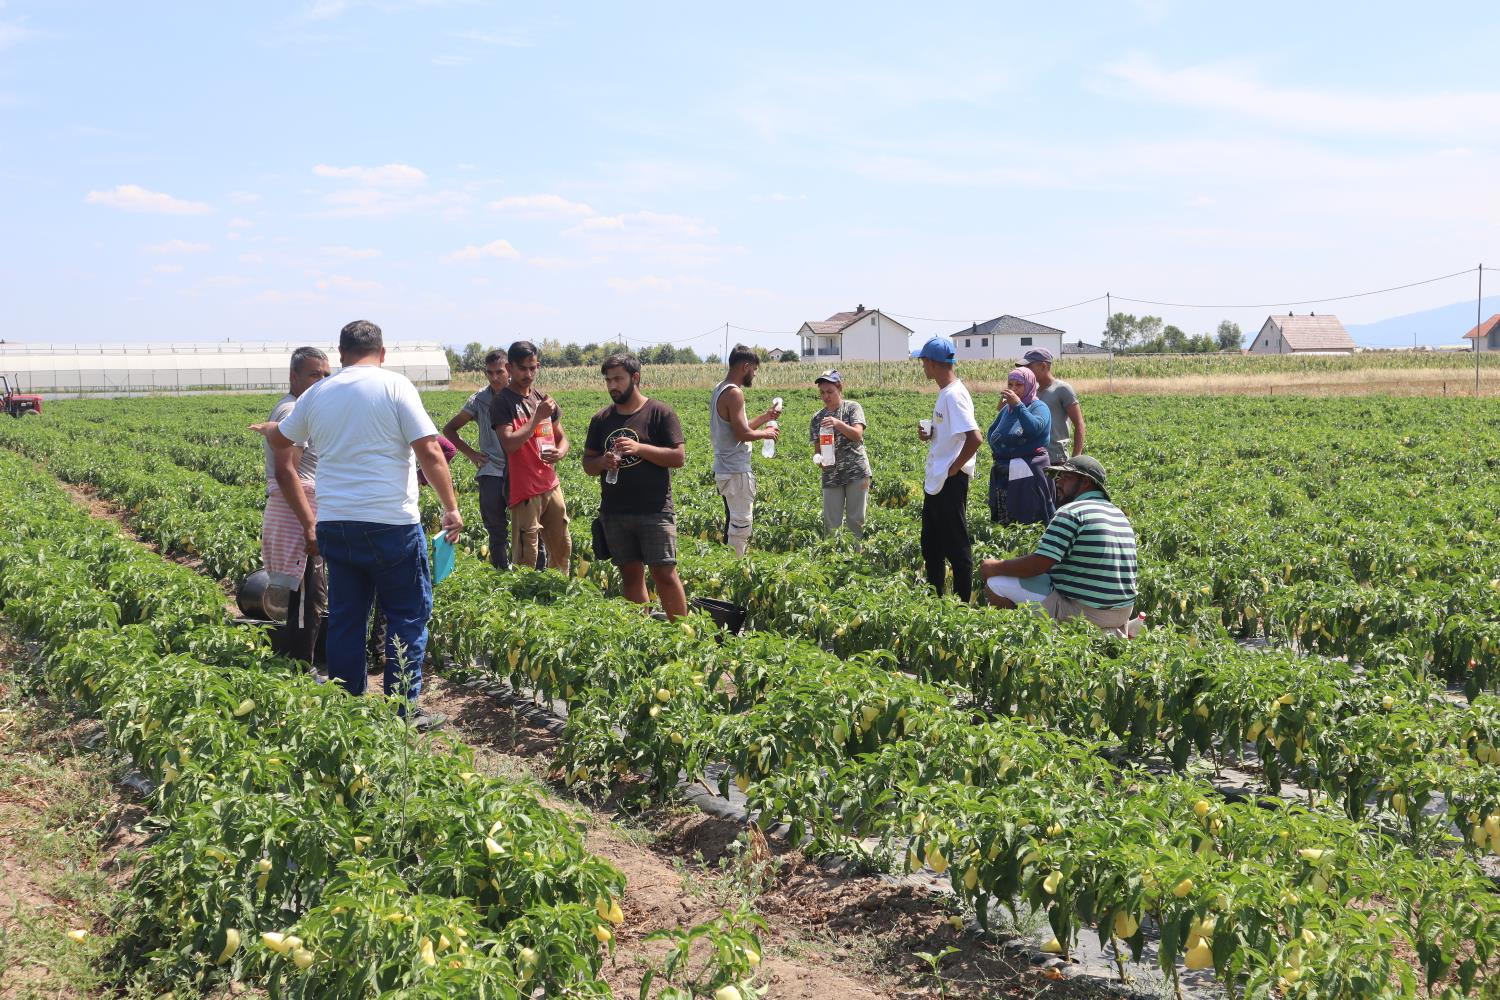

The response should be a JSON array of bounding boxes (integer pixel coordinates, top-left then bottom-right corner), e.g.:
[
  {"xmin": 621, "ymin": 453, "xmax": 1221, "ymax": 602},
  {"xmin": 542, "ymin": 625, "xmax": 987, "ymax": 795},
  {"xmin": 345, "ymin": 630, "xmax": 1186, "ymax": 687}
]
[{"xmin": 918, "ymin": 335, "xmax": 956, "ymax": 363}]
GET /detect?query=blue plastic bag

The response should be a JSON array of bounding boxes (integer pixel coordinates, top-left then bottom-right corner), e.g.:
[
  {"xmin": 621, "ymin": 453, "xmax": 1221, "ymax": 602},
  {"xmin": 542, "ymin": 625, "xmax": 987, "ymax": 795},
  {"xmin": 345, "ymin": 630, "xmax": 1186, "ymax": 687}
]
[{"xmin": 431, "ymin": 530, "xmax": 456, "ymax": 586}]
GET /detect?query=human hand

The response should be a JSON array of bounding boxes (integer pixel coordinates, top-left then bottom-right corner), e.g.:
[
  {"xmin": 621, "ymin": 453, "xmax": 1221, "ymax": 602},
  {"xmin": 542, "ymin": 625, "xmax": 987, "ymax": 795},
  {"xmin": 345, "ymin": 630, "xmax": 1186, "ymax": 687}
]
[
  {"xmin": 441, "ymin": 508, "xmax": 463, "ymax": 543},
  {"xmin": 613, "ymin": 437, "xmax": 642, "ymax": 458},
  {"xmin": 534, "ymin": 395, "xmax": 555, "ymax": 421},
  {"xmin": 249, "ymin": 421, "xmax": 277, "ymax": 439},
  {"xmin": 1001, "ymin": 388, "xmax": 1020, "ymax": 407},
  {"xmin": 303, "ymin": 528, "xmax": 319, "ymax": 558},
  {"xmin": 468, "ymin": 451, "xmax": 485, "ymax": 468},
  {"xmin": 917, "ymin": 423, "xmax": 932, "ymax": 442},
  {"xmin": 760, "ymin": 424, "xmax": 780, "ymax": 441},
  {"xmin": 602, "ymin": 450, "xmax": 623, "ymax": 470}
]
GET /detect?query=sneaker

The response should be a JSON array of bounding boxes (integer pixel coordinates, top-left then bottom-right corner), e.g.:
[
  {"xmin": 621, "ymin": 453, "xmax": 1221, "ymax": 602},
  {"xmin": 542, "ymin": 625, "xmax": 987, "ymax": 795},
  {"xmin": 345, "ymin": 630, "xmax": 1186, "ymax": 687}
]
[{"xmin": 411, "ymin": 711, "xmax": 447, "ymax": 732}]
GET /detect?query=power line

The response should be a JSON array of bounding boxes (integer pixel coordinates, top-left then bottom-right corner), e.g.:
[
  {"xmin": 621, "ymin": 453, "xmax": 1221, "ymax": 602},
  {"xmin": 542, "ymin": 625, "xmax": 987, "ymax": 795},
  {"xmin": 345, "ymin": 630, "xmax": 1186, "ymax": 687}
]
[
  {"xmin": 629, "ymin": 324, "xmax": 724, "ymax": 347},
  {"xmin": 727, "ymin": 323, "xmax": 801, "ymax": 336},
  {"xmin": 886, "ymin": 294, "xmax": 1108, "ymax": 326},
  {"xmin": 1113, "ymin": 267, "xmax": 1479, "ymax": 310}
]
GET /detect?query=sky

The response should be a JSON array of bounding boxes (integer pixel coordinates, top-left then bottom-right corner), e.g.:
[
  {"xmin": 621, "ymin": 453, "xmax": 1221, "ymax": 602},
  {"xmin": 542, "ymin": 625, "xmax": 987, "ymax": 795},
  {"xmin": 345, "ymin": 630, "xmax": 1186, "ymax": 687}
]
[{"xmin": 2, "ymin": 1, "xmax": 1498, "ymax": 354}]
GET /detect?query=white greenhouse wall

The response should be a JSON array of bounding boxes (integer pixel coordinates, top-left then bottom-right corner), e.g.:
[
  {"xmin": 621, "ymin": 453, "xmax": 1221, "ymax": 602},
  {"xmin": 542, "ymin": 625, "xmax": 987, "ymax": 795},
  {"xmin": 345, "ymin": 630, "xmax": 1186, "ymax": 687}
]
[{"xmin": 0, "ymin": 342, "xmax": 451, "ymax": 396}]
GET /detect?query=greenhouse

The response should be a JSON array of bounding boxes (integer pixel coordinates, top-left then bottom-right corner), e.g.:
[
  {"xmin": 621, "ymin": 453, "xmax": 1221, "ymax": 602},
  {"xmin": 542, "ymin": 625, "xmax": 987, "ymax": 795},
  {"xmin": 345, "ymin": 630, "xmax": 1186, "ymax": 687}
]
[{"xmin": 0, "ymin": 341, "xmax": 451, "ymax": 397}]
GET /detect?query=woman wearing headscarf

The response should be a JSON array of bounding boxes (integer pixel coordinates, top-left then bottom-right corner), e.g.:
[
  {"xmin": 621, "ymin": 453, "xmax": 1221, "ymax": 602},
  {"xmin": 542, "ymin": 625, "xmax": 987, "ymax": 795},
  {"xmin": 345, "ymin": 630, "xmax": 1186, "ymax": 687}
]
[{"xmin": 985, "ymin": 367, "xmax": 1055, "ymax": 525}]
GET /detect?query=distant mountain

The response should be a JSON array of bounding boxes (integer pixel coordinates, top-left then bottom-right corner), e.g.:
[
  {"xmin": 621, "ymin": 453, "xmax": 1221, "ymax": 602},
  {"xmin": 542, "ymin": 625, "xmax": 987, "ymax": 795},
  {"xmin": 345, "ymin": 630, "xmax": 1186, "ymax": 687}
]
[{"xmin": 1345, "ymin": 296, "xmax": 1500, "ymax": 348}]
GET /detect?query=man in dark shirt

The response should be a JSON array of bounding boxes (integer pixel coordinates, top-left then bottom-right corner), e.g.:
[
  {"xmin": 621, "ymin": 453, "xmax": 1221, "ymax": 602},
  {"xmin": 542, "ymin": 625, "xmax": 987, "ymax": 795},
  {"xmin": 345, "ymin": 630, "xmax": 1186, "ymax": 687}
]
[{"xmin": 582, "ymin": 352, "xmax": 688, "ymax": 618}]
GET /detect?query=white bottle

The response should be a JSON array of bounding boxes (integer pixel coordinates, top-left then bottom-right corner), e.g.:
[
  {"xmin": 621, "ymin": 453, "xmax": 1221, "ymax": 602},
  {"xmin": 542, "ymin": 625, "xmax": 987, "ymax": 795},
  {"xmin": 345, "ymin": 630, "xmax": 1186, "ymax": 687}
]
[
  {"xmin": 762, "ymin": 420, "xmax": 777, "ymax": 458},
  {"xmin": 819, "ymin": 418, "xmax": 837, "ymax": 466},
  {"xmin": 771, "ymin": 396, "xmax": 784, "ymax": 415},
  {"xmin": 605, "ymin": 466, "xmax": 619, "ymax": 485}
]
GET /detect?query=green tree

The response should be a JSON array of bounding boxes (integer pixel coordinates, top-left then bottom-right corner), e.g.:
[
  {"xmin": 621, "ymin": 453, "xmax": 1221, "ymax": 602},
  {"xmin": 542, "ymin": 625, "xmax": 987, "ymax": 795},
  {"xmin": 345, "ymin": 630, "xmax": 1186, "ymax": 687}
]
[
  {"xmin": 444, "ymin": 347, "xmax": 462, "ymax": 372},
  {"xmin": 704, "ymin": 353, "xmax": 722, "ymax": 366},
  {"xmin": 677, "ymin": 346, "xmax": 702, "ymax": 365},
  {"xmin": 561, "ymin": 342, "xmax": 583, "ymax": 367},
  {"xmin": 1189, "ymin": 333, "xmax": 1217, "ymax": 353},
  {"xmin": 460, "ymin": 342, "xmax": 485, "ymax": 371},
  {"xmin": 1215, "ymin": 320, "xmax": 1244, "ymax": 352}
]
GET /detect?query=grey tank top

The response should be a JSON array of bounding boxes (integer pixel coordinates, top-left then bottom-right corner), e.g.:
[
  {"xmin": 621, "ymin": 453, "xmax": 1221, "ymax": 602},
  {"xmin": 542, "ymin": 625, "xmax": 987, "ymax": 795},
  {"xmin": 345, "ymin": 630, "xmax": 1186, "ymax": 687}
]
[{"xmin": 710, "ymin": 382, "xmax": 752, "ymax": 476}]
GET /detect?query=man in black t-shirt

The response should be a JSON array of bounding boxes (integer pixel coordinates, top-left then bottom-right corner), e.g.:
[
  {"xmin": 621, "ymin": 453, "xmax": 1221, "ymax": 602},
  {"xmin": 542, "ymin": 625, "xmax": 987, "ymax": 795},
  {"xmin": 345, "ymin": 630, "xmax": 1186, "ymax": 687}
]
[{"xmin": 582, "ymin": 353, "xmax": 688, "ymax": 618}]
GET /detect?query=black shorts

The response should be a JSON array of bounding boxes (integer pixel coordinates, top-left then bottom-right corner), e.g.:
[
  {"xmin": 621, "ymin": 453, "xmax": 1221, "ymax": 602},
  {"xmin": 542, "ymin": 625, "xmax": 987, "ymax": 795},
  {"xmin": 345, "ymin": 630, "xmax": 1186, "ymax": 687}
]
[{"xmin": 601, "ymin": 513, "xmax": 678, "ymax": 568}]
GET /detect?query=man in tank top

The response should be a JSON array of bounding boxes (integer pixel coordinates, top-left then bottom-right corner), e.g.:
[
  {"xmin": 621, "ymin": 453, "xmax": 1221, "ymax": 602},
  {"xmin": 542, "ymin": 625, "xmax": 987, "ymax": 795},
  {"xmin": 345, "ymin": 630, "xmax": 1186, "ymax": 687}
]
[{"xmin": 710, "ymin": 344, "xmax": 780, "ymax": 556}]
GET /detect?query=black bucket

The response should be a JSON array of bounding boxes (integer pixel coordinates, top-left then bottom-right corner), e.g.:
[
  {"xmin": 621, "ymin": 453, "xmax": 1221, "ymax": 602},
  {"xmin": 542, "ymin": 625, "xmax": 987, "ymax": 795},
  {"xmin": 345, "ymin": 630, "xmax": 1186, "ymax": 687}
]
[{"xmin": 689, "ymin": 596, "xmax": 747, "ymax": 635}]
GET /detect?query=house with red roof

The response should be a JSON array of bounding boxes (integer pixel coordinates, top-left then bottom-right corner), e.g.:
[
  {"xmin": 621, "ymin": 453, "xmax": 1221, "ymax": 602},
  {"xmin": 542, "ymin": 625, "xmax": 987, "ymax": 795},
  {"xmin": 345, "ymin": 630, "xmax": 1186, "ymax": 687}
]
[{"xmin": 1463, "ymin": 314, "xmax": 1500, "ymax": 352}]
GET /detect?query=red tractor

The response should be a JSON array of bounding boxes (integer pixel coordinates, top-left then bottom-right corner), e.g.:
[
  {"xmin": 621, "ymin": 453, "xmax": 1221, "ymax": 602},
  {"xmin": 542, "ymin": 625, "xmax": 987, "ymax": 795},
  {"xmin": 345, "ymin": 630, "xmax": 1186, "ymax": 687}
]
[{"xmin": 1, "ymin": 375, "xmax": 42, "ymax": 418}]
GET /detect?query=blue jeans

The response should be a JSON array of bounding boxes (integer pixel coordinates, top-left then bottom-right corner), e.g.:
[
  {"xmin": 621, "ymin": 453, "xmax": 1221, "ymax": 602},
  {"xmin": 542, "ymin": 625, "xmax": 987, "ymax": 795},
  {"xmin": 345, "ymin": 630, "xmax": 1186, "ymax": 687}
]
[{"xmin": 316, "ymin": 520, "xmax": 432, "ymax": 708}]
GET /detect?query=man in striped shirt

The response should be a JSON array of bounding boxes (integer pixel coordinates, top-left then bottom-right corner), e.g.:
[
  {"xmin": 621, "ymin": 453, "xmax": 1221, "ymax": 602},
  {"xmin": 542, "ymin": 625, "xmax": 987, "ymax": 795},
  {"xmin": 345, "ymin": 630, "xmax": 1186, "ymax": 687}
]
[{"xmin": 979, "ymin": 455, "xmax": 1137, "ymax": 635}]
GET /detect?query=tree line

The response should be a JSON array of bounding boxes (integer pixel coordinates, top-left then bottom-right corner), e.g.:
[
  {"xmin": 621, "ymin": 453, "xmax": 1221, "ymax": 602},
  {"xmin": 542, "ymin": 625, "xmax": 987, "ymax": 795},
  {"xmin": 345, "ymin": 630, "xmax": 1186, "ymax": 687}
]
[
  {"xmin": 444, "ymin": 339, "xmax": 804, "ymax": 372},
  {"xmin": 1102, "ymin": 315, "xmax": 1244, "ymax": 354}
]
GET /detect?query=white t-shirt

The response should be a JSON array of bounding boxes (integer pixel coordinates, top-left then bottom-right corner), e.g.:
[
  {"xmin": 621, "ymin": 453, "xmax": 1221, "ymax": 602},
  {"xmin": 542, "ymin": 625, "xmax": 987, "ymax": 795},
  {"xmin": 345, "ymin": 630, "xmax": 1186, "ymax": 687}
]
[
  {"xmin": 277, "ymin": 364, "xmax": 439, "ymax": 525},
  {"xmin": 924, "ymin": 378, "xmax": 979, "ymax": 495}
]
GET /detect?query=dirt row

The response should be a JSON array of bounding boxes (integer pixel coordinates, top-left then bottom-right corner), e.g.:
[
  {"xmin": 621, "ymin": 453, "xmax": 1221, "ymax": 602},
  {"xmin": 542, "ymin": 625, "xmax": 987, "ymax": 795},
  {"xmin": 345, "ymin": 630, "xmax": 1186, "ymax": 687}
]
[{"xmin": 27, "ymin": 477, "xmax": 1116, "ymax": 999}]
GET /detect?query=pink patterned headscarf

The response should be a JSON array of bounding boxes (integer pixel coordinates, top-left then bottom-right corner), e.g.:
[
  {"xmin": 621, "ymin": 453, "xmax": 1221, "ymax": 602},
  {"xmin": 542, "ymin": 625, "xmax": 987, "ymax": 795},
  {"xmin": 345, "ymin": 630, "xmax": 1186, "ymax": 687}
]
[{"xmin": 1006, "ymin": 366, "xmax": 1038, "ymax": 406}]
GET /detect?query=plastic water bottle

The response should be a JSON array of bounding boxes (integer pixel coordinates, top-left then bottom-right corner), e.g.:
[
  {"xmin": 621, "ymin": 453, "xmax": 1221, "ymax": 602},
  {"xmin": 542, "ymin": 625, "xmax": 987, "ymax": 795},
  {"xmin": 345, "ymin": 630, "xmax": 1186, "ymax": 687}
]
[
  {"xmin": 605, "ymin": 466, "xmax": 619, "ymax": 485},
  {"xmin": 762, "ymin": 420, "xmax": 777, "ymax": 458},
  {"xmin": 771, "ymin": 396, "xmax": 784, "ymax": 415}
]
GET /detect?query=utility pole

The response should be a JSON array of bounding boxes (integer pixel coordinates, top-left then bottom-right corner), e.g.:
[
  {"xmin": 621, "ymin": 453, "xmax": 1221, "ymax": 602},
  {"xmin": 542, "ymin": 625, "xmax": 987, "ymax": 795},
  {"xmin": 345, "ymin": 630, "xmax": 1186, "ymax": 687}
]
[
  {"xmin": 724, "ymin": 322, "xmax": 729, "ymax": 367},
  {"xmin": 876, "ymin": 309, "xmax": 882, "ymax": 386},
  {"xmin": 1105, "ymin": 292, "xmax": 1113, "ymax": 392},
  {"xmin": 1478, "ymin": 264, "xmax": 1484, "ymax": 398}
]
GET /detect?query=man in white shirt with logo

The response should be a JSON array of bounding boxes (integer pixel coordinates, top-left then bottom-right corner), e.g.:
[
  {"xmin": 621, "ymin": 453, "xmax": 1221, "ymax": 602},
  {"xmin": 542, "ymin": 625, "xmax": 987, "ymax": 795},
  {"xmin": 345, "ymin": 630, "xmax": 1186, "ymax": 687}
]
[
  {"xmin": 916, "ymin": 335, "xmax": 980, "ymax": 601},
  {"xmin": 252, "ymin": 320, "xmax": 462, "ymax": 727}
]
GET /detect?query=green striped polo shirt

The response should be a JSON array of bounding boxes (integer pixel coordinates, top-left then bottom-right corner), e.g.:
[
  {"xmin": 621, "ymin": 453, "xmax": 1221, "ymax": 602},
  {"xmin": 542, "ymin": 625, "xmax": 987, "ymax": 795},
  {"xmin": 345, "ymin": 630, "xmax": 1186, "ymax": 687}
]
[{"xmin": 1034, "ymin": 490, "xmax": 1137, "ymax": 608}]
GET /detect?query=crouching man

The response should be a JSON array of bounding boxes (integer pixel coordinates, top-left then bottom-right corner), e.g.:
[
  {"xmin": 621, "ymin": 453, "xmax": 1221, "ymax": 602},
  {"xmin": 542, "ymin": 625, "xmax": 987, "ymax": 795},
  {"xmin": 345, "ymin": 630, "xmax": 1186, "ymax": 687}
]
[{"xmin": 979, "ymin": 456, "xmax": 1137, "ymax": 635}]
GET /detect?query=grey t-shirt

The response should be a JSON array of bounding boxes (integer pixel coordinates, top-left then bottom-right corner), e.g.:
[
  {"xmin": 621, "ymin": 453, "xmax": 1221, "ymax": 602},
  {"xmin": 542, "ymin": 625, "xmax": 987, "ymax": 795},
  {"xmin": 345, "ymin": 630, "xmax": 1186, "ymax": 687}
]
[
  {"xmin": 264, "ymin": 393, "xmax": 317, "ymax": 488},
  {"xmin": 1037, "ymin": 380, "xmax": 1079, "ymax": 463},
  {"xmin": 809, "ymin": 400, "xmax": 871, "ymax": 488},
  {"xmin": 460, "ymin": 386, "xmax": 507, "ymax": 478}
]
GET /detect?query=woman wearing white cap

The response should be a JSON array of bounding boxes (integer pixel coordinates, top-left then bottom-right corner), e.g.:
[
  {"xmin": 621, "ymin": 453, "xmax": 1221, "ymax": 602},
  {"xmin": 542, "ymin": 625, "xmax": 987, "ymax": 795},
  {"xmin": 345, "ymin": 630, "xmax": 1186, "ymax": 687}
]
[{"xmin": 808, "ymin": 370, "xmax": 871, "ymax": 538}]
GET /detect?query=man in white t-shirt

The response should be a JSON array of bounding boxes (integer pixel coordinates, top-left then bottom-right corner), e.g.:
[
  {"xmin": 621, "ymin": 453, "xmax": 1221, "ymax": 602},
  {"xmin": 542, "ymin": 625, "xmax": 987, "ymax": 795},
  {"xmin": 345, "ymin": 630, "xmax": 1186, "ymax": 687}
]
[
  {"xmin": 916, "ymin": 335, "xmax": 980, "ymax": 601},
  {"xmin": 252, "ymin": 320, "xmax": 462, "ymax": 726}
]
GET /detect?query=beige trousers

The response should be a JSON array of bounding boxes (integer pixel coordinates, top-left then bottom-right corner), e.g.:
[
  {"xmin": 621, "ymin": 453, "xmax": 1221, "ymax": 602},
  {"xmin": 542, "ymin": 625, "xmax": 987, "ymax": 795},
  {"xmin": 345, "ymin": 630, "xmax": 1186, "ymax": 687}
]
[
  {"xmin": 715, "ymin": 472, "xmax": 755, "ymax": 556},
  {"xmin": 511, "ymin": 485, "xmax": 572, "ymax": 572},
  {"xmin": 1041, "ymin": 590, "xmax": 1134, "ymax": 636}
]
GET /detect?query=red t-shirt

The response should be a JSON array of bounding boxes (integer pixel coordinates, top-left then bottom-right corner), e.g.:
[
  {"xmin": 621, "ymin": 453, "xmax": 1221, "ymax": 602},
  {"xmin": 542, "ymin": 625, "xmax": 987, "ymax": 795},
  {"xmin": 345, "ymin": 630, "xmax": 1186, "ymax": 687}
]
[{"xmin": 491, "ymin": 387, "xmax": 562, "ymax": 506}]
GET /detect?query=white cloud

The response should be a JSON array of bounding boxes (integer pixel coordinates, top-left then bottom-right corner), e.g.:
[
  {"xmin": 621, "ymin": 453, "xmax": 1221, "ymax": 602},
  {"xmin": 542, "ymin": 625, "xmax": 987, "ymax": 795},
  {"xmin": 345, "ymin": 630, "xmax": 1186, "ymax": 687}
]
[
  {"xmin": 86, "ymin": 184, "xmax": 213, "ymax": 215},
  {"xmin": 563, "ymin": 210, "xmax": 721, "ymax": 266},
  {"xmin": 143, "ymin": 239, "xmax": 211, "ymax": 255},
  {"xmin": 0, "ymin": 20, "xmax": 38, "ymax": 50},
  {"xmin": 607, "ymin": 275, "xmax": 674, "ymax": 293},
  {"xmin": 152, "ymin": 263, "xmax": 183, "ymax": 275},
  {"xmin": 1102, "ymin": 54, "xmax": 1500, "ymax": 138},
  {"xmin": 321, "ymin": 245, "xmax": 382, "ymax": 259},
  {"xmin": 489, "ymin": 193, "xmax": 596, "ymax": 218},
  {"xmin": 454, "ymin": 28, "xmax": 532, "ymax": 47},
  {"xmin": 316, "ymin": 274, "xmax": 383, "ymax": 292},
  {"xmin": 313, "ymin": 163, "xmax": 427, "ymax": 187},
  {"xmin": 318, "ymin": 186, "xmax": 467, "ymax": 219},
  {"xmin": 606, "ymin": 273, "xmax": 768, "ymax": 297},
  {"xmin": 228, "ymin": 216, "xmax": 254, "ymax": 229},
  {"xmin": 442, "ymin": 239, "xmax": 520, "ymax": 263}
]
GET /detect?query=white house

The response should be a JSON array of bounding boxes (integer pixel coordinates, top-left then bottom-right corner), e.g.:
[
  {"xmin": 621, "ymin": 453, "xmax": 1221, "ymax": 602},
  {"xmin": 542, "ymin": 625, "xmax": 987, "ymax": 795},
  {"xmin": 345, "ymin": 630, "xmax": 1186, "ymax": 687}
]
[
  {"xmin": 797, "ymin": 305, "xmax": 913, "ymax": 363},
  {"xmin": 1248, "ymin": 314, "xmax": 1355, "ymax": 355},
  {"xmin": 951, "ymin": 316, "xmax": 1065, "ymax": 362},
  {"xmin": 1463, "ymin": 314, "xmax": 1500, "ymax": 352}
]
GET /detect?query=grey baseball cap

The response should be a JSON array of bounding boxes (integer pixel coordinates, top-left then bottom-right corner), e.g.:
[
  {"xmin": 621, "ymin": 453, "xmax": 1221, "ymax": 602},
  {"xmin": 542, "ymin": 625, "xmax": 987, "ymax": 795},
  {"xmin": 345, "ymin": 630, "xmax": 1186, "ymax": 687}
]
[
  {"xmin": 1044, "ymin": 455, "xmax": 1109, "ymax": 497},
  {"xmin": 1019, "ymin": 348, "xmax": 1055, "ymax": 365}
]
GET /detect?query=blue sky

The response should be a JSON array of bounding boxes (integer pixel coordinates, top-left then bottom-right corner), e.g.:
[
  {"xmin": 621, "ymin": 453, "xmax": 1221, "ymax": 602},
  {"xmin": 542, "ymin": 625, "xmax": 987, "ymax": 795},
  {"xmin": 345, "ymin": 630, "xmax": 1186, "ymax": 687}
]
[{"xmin": 2, "ymin": 1, "xmax": 1498, "ymax": 352}]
